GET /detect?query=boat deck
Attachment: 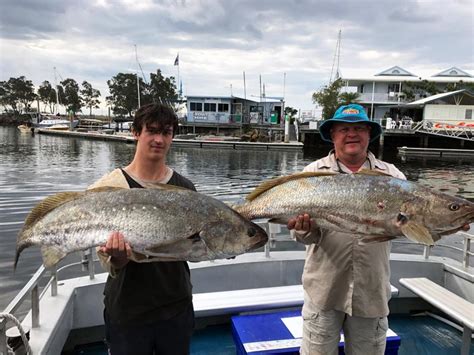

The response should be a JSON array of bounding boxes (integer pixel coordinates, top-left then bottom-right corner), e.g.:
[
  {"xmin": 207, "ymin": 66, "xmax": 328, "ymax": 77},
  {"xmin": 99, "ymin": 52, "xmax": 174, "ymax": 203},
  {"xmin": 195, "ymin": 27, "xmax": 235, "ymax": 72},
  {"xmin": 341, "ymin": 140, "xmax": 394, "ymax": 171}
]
[{"xmin": 69, "ymin": 314, "xmax": 471, "ymax": 355}]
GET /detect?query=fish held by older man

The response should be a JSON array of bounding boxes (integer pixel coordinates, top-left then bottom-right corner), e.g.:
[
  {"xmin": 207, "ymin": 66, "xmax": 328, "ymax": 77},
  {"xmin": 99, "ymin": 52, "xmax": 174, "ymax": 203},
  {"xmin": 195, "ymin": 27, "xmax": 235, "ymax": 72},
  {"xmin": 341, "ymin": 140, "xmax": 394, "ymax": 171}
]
[
  {"xmin": 14, "ymin": 185, "xmax": 268, "ymax": 269},
  {"xmin": 234, "ymin": 170, "xmax": 474, "ymax": 245}
]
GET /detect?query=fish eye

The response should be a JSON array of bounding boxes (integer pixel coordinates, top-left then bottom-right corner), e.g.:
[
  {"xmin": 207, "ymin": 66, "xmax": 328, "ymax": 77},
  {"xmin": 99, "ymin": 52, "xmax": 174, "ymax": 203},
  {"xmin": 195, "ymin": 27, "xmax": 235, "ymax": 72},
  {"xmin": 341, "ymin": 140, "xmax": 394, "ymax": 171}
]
[
  {"xmin": 449, "ymin": 203, "xmax": 460, "ymax": 211},
  {"xmin": 247, "ymin": 227, "xmax": 257, "ymax": 238}
]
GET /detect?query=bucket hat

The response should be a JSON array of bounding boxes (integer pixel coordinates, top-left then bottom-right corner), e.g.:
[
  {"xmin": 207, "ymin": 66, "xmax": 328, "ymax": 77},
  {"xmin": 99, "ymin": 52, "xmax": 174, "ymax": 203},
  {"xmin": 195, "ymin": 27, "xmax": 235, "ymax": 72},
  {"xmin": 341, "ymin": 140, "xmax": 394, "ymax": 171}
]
[{"xmin": 319, "ymin": 104, "xmax": 382, "ymax": 142}]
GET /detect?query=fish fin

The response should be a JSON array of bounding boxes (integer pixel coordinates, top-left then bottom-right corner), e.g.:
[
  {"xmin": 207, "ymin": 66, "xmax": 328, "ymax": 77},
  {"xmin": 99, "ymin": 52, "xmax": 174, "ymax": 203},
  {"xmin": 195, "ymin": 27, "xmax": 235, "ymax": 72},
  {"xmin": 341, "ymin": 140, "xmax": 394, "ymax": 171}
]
[
  {"xmin": 20, "ymin": 191, "xmax": 84, "ymax": 238},
  {"xmin": 246, "ymin": 171, "xmax": 337, "ymax": 201},
  {"xmin": 359, "ymin": 236, "xmax": 397, "ymax": 244},
  {"xmin": 41, "ymin": 245, "xmax": 68, "ymax": 268},
  {"xmin": 355, "ymin": 169, "xmax": 392, "ymax": 177},
  {"xmin": 400, "ymin": 222, "xmax": 435, "ymax": 245}
]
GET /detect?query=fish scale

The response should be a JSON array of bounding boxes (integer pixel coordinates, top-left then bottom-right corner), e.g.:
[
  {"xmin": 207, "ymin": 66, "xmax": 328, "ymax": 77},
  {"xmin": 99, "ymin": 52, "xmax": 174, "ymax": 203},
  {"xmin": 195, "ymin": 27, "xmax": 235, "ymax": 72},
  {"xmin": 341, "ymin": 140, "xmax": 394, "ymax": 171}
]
[
  {"xmin": 234, "ymin": 171, "xmax": 474, "ymax": 245},
  {"xmin": 15, "ymin": 187, "xmax": 268, "ymax": 269}
]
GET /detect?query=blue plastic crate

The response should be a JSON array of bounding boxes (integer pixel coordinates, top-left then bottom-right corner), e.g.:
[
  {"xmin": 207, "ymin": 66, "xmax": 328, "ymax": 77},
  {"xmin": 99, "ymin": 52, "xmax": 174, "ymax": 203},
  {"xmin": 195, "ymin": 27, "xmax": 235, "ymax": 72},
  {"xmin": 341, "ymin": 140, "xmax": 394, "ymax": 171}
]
[{"xmin": 231, "ymin": 310, "xmax": 400, "ymax": 355}]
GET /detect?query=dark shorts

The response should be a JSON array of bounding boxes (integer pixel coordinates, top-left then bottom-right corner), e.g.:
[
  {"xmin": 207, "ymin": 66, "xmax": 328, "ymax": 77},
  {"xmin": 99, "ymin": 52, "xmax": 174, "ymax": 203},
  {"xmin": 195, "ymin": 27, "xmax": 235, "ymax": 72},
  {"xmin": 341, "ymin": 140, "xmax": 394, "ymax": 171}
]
[{"xmin": 104, "ymin": 304, "xmax": 194, "ymax": 355}]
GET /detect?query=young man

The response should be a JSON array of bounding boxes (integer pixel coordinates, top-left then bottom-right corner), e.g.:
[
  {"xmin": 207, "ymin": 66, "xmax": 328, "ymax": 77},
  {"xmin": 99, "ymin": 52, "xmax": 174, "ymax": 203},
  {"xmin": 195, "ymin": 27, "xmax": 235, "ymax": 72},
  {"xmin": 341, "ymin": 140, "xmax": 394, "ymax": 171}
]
[
  {"xmin": 288, "ymin": 104, "xmax": 404, "ymax": 355},
  {"xmin": 89, "ymin": 103, "xmax": 195, "ymax": 355}
]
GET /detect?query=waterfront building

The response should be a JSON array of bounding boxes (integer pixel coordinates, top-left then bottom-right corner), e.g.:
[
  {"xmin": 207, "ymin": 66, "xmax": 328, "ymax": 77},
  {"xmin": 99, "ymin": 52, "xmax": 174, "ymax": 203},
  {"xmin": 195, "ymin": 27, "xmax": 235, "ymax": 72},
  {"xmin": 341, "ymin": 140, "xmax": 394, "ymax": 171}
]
[
  {"xmin": 185, "ymin": 95, "xmax": 284, "ymax": 125},
  {"xmin": 401, "ymin": 89, "xmax": 474, "ymax": 128},
  {"xmin": 341, "ymin": 66, "xmax": 474, "ymax": 121}
]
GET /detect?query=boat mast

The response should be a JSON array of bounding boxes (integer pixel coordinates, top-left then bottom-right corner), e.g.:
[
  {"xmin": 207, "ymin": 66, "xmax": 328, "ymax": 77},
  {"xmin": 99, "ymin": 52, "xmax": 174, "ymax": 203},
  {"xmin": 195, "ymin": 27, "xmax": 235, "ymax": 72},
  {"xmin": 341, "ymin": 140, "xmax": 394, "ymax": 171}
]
[
  {"xmin": 54, "ymin": 67, "xmax": 60, "ymax": 114},
  {"xmin": 135, "ymin": 45, "xmax": 141, "ymax": 109},
  {"xmin": 329, "ymin": 29, "xmax": 341, "ymax": 85}
]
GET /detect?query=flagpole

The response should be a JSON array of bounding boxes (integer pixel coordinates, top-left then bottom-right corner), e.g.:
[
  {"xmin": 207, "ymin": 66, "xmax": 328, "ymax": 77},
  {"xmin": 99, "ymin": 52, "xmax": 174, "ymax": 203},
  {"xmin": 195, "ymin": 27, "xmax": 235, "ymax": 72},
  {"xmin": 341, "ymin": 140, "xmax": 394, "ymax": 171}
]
[{"xmin": 177, "ymin": 53, "xmax": 180, "ymax": 100}]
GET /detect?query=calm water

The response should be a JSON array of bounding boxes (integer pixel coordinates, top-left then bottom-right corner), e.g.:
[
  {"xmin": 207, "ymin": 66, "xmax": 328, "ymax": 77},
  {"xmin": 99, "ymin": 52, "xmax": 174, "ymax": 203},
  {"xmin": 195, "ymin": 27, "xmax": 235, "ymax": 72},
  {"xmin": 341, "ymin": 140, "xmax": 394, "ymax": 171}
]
[{"xmin": 0, "ymin": 126, "xmax": 473, "ymax": 310}]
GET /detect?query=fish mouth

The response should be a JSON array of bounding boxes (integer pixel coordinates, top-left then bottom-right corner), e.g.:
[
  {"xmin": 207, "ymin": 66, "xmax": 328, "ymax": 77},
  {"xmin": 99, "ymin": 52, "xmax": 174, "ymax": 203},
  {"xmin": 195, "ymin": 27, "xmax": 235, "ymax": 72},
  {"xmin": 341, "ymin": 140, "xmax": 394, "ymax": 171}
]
[
  {"xmin": 247, "ymin": 224, "xmax": 269, "ymax": 250},
  {"xmin": 251, "ymin": 236, "xmax": 268, "ymax": 249}
]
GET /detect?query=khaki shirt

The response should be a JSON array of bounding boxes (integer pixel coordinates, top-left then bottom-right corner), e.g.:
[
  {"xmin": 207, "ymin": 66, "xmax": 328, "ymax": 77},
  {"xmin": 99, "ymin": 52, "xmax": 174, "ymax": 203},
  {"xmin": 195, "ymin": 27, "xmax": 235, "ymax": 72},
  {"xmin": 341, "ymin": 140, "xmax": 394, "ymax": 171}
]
[{"xmin": 297, "ymin": 151, "xmax": 406, "ymax": 318}]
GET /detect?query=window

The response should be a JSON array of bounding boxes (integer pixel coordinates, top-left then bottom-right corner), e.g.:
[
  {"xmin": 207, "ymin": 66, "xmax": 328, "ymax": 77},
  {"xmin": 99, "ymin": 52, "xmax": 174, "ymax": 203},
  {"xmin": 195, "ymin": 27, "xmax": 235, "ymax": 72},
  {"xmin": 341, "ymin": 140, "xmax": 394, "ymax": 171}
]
[
  {"xmin": 204, "ymin": 103, "xmax": 216, "ymax": 112},
  {"xmin": 190, "ymin": 102, "xmax": 202, "ymax": 111},
  {"xmin": 218, "ymin": 103, "xmax": 229, "ymax": 112},
  {"xmin": 466, "ymin": 109, "xmax": 473, "ymax": 120},
  {"xmin": 388, "ymin": 83, "xmax": 401, "ymax": 93}
]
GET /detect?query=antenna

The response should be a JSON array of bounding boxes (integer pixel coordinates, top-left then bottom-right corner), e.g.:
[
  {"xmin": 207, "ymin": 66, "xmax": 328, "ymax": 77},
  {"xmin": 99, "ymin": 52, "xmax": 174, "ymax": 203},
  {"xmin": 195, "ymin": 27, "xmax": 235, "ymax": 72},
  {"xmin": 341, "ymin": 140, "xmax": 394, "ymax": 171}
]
[{"xmin": 329, "ymin": 30, "xmax": 342, "ymax": 85}]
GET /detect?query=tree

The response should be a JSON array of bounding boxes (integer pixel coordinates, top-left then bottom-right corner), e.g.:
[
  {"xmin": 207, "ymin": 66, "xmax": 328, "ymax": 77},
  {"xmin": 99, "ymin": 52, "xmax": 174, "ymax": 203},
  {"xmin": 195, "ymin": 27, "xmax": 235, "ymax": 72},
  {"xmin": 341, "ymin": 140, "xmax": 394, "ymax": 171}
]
[
  {"xmin": 0, "ymin": 77, "xmax": 37, "ymax": 113},
  {"xmin": 284, "ymin": 106, "xmax": 298, "ymax": 124},
  {"xmin": 445, "ymin": 80, "xmax": 474, "ymax": 93},
  {"xmin": 60, "ymin": 78, "xmax": 82, "ymax": 114},
  {"xmin": 80, "ymin": 81, "xmax": 101, "ymax": 116},
  {"xmin": 38, "ymin": 81, "xmax": 57, "ymax": 113},
  {"xmin": 338, "ymin": 92, "xmax": 360, "ymax": 105},
  {"xmin": 312, "ymin": 79, "xmax": 343, "ymax": 120},
  {"xmin": 0, "ymin": 80, "xmax": 16, "ymax": 113},
  {"xmin": 402, "ymin": 80, "xmax": 440, "ymax": 101},
  {"xmin": 148, "ymin": 69, "xmax": 178, "ymax": 109},
  {"xmin": 107, "ymin": 73, "xmax": 144, "ymax": 117}
]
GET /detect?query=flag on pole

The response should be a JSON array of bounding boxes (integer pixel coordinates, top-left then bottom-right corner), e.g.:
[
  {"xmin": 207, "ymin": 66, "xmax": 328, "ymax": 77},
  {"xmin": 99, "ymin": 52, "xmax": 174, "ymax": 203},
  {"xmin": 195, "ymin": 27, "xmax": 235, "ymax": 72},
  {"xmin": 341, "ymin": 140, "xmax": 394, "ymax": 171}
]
[{"xmin": 174, "ymin": 54, "xmax": 179, "ymax": 66}]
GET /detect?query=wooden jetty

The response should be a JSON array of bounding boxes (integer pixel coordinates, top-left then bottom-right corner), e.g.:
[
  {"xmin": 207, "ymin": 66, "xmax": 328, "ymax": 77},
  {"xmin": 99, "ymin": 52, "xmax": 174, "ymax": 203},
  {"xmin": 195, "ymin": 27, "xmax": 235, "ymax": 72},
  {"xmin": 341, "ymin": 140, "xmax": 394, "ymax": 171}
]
[
  {"xmin": 36, "ymin": 129, "xmax": 303, "ymax": 151},
  {"xmin": 397, "ymin": 146, "xmax": 474, "ymax": 158}
]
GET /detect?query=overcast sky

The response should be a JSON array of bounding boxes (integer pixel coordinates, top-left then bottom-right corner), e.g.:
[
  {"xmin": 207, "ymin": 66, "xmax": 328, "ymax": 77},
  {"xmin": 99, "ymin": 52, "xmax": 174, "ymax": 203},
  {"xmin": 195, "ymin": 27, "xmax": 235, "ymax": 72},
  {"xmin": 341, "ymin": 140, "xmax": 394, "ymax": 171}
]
[{"xmin": 1, "ymin": 0, "xmax": 473, "ymax": 115}]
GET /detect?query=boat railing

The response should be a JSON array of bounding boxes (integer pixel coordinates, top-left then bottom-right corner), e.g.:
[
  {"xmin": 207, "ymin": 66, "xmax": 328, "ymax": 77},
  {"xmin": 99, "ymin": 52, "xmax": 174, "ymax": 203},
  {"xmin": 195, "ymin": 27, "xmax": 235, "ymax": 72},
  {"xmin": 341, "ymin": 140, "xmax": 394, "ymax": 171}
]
[
  {"xmin": 0, "ymin": 249, "xmax": 96, "ymax": 355},
  {"xmin": 1, "ymin": 228, "xmax": 473, "ymax": 354}
]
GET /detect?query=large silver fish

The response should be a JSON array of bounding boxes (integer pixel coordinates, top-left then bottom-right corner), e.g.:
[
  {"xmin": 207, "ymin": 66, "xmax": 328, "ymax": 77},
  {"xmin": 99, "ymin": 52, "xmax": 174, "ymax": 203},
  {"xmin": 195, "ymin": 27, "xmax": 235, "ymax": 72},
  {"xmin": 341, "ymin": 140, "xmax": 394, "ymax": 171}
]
[
  {"xmin": 234, "ymin": 170, "xmax": 474, "ymax": 245},
  {"xmin": 15, "ymin": 186, "xmax": 268, "ymax": 269}
]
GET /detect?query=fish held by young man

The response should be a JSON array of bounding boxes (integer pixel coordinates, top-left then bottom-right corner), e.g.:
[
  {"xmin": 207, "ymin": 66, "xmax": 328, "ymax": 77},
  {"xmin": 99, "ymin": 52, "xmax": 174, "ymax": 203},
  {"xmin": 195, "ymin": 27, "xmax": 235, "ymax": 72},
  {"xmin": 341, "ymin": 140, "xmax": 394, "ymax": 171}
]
[
  {"xmin": 234, "ymin": 170, "xmax": 474, "ymax": 246},
  {"xmin": 14, "ymin": 186, "xmax": 268, "ymax": 269}
]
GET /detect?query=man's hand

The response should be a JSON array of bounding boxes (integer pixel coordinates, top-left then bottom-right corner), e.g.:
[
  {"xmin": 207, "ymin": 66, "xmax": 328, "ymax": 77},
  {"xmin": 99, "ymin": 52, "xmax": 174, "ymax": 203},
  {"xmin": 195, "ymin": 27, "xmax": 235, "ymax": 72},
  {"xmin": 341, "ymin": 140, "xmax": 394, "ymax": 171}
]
[
  {"xmin": 99, "ymin": 231, "xmax": 132, "ymax": 269},
  {"xmin": 287, "ymin": 213, "xmax": 312, "ymax": 233}
]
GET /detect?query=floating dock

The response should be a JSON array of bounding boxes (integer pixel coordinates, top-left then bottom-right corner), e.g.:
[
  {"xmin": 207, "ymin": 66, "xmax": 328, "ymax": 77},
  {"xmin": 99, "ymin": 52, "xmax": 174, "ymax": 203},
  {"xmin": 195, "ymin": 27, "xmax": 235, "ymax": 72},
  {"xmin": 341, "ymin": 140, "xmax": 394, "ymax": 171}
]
[
  {"xmin": 397, "ymin": 146, "xmax": 474, "ymax": 158},
  {"xmin": 36, "ymin": 129, "xmax": 303, "ymax": 151}
]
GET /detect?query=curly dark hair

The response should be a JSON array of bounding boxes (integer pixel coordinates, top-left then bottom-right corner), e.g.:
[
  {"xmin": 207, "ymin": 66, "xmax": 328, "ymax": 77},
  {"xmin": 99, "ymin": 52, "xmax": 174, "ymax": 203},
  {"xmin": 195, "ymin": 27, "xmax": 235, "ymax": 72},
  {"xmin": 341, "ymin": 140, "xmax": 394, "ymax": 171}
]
[{"xmin": 132, "ymin": 103, "xmax": 178, "ymax": 137}]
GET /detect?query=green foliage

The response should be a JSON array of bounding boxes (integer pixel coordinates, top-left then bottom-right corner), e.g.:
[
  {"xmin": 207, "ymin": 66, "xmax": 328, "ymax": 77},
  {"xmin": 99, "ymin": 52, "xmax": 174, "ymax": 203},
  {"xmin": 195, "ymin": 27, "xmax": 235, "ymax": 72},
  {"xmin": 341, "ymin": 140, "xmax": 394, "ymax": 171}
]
[
  {"xmin": 80, "ymin": 81, "xmax": 101, "ymax": 116},
  {"xmin": 312, "ymin": 79, "xmax": 343, "ymax": 120},
  {"xmin": 106, "ymin": 73, "xmax": 144, "ymax": 117},
  {"xmin": 60, "ymin": 78, "xmax": 82, "ymax": 114},
  {"xmin": 284, "ymin": 106, "xmax": 298, "ymax": 124},
  {"xmin": 148, "ymin": 69, "xmax": 179, "ymax": 109},
  {"xmin": 402, "ymin": 80, "xmax": 440, "ymax": 101},
  {"xmin": 37, "ymin": 81, "xmax": 57, "ymax": 113},
  {"xmin": 444, "ymin": 80, "xmax": 474, "ymax": 93},
  {"xmin": 106, "ymin": 70, "xmax": 179, "ymax": 116},
  {"xmin": 338, "ymin": 92, "xmax": 360, "ymax": 105},
  {"xmin": 0, "ymin": 77, "xmax": 37, "ymax": 113}
]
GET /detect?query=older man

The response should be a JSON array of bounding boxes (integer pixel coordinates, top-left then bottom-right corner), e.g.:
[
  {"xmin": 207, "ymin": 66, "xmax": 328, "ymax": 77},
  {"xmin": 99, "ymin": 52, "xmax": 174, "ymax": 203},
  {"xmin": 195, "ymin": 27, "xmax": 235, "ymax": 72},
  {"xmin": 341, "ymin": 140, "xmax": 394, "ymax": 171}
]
[{"xmin": 288, "ymin": 104, "xmax": 405, "ymax": 355}]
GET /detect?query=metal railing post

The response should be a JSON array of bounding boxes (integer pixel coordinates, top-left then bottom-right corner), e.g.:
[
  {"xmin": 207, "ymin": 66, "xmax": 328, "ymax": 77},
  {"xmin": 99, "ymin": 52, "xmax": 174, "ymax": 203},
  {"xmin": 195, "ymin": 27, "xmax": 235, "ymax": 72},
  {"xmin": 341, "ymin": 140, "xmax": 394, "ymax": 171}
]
[
  {"xmin": 462, "ymin": 234, "xmax": 472, "ymax": 268},
  {"xmin": 423, "ymin": 245, "xmax": 431, "ymax": 259},
  {"xmin": 31, "ymin": 285, "xmax": 40, "ymax": 328},
  {"xmin": 51, "ymin": 265, "xmax": 58, "ymax": 297},
  {"xmin": 81, "ymin": 248, "xmax": 95, "ymax": 280}
]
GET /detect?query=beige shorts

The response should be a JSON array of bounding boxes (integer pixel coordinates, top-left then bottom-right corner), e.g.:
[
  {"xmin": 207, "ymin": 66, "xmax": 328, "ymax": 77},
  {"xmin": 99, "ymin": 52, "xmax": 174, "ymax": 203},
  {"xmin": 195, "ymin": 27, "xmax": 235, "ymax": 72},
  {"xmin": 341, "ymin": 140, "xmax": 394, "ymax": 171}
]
[{"xmin": 300, "ymin": 299, "xmax": 388, "ymax": 355}]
